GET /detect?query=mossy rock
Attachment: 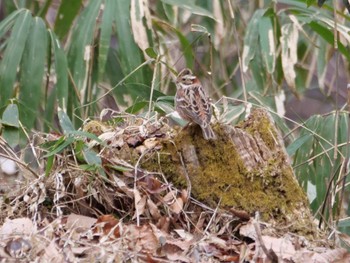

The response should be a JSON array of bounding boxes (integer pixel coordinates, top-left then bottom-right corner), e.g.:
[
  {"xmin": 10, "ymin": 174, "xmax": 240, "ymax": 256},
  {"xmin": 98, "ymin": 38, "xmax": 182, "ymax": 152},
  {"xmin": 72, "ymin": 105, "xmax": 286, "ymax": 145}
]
[{"xmin": 142, "ymin": 109, "xmax": 315, "ymax": 234}]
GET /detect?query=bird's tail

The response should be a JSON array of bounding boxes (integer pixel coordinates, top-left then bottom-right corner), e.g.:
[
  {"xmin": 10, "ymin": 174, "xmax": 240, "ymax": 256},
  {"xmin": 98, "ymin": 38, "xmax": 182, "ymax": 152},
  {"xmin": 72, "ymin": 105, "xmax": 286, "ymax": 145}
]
[{"xmin": 201, "ymin": 125, "xmax": 217, "ymax": 140}]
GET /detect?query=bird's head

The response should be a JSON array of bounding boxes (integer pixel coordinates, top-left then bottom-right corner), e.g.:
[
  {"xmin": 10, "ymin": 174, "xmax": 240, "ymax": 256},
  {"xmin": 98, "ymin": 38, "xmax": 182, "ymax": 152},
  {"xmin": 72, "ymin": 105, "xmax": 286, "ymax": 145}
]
[{"xmin": 176, "ymin": 68, "xmax": 198, "ymax": 88}]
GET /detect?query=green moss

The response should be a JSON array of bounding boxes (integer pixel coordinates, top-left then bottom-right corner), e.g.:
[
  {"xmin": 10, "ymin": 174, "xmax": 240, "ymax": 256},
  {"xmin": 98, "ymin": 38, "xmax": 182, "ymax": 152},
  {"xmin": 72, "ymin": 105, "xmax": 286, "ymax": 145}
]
[
  {"xmin": 238, "ymin": 109, "xmax": 278, "ymax": 150},
  {"xmin": 141, "ymin": 111, "xmax": 310, "ymax": 227}
]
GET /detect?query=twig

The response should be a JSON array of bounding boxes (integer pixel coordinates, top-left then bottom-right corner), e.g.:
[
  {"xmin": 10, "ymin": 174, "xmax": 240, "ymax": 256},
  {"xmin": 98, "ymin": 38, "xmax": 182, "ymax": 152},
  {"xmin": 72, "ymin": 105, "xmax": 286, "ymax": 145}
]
[
  {"xmin": 148, "ymin": 56, "xmax": 160, "ymax": 118},
  {"xmin": 133, "ymin": 149, "xmax": 149, "ymax": 227},
  {"xmin": 177, "ymin": 151, "xmax": 192, "ymax": 210},
  {"xmin": 203, "ymin": 198, "xmax": 221, "ymax": 235},
  {"xmin": 253, "ymin": 215, "xmax": 279, "ymax": 263}
]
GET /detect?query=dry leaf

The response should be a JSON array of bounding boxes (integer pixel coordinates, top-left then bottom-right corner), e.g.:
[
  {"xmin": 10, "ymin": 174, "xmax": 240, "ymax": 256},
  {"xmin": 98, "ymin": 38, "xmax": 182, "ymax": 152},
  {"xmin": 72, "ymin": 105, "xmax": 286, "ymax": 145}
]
[
  {"xmin": 136, "ymin": 145, "xmax": 147, "ymax": 154},
  {"xmin": 124, "ymin": 224, "xmax": 158, "ymax": 253},
  {"xmin": 114, "ymin": 177, "xmax": 134, "ymax": 197},
  {"xmin": 180, "ymin": 189, "xmax": 189, "ymax": 203},
  {"xmin": 65, "ymin": 213, "xmax": 97, "ymax": 230},
  {"xmin": 141, "ymin": 176, "xmax": 167, "ymax": 194},
  {"xmin": 93, "ymin": 215, "xmax": 120, "ymax": 238},
  {"xmin": 150, "ymin": 224, "xmax": 191, "ymax": 258},
  {"xmin": 143, "ymin": 138, "xmax": 158, "ymax": 150},
  {"xmin": 170, "ymin": 197, "xmax": 184, "ymax": 214},
  {"xmin": 126, "ymin": 134, "xmax": 144, "ymax": 147},
  {"xmin": 130, "ymin": 0, "xmax": 150, "ymax": 56},
  {"xmin": 174, "ymin": 229, "xmax": 193, "ymax": 241},
  {"xmin": 260, "ymin": 235, "xmax": 296, "ymax": 259},
  {"xmin": 163, "ymin": 190, "xmax": 176, "ymax": 204},
  {"xmin": 41, "ymin": 241, "xmax": 64, "ymax": 262},
  {"xmin": 213, "ymin": 0, "xmax": 225, "ymax": 49},
  {"xmin": 156, "ymin": 216, "xmax": 170, "ymax": 233},
  {"xmin": 133, "ymin": 189, "xmax": 147, "ymax": 219},
  {"xmin": 0, "ymin": 218, "xmax": 34, "ymax": 236},
  {"xmin": 147, "ymin": 198, "xmax": 161, "ymax": 220},
  {"xmin": 239, "ymin": 219, "xmax": 257, "ymax": 240},
  {"xmin": 293, "ymin": 248, "xmax": 350, "ymax": 263}
]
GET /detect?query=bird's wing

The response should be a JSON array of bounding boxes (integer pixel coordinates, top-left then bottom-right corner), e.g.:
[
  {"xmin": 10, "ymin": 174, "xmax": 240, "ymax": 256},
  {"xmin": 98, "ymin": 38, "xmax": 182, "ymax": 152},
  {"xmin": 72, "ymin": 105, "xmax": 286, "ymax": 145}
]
[{"xmin": 177, "ymin": 86, "xmax": 212, "ymax": 127}]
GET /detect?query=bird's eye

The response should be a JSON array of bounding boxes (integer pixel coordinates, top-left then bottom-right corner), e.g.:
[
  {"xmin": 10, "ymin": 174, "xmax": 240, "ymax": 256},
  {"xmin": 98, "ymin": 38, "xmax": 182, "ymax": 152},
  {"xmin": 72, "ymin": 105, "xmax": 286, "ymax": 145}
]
[{"xmin": 182, "ymin": 77, "xmax": 187, "ymax": 81}]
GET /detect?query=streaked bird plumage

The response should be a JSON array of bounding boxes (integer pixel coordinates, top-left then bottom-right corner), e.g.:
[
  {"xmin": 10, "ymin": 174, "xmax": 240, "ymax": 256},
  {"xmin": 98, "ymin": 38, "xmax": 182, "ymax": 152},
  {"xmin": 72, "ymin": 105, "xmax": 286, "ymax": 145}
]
[{"xmin": 175, "ymin": 68, "xmax": 216, "ymax": 140}]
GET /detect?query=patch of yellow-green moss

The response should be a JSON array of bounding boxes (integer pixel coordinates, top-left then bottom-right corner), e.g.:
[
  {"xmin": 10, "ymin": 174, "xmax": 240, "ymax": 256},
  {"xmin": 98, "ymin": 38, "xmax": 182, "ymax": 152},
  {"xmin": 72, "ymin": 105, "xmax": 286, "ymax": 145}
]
[
  {"xmin": 141, "ymin": 116, "xmax": 309, "ymax": 225},
  {"xmin": 140, "ymin": 134, "xmax": 189, "ymax": 187},
  {"xmin": 238, "ymin": 109, "xmax": 278, "ymax": 150}
]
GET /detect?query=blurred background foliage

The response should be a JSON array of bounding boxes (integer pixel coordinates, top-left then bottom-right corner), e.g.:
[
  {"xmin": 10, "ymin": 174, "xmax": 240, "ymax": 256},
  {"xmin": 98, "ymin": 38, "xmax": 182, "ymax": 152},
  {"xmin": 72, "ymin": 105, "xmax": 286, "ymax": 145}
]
[{"xmin": 1, "ymin": 0, "xmax": 350, "ymax": 236}]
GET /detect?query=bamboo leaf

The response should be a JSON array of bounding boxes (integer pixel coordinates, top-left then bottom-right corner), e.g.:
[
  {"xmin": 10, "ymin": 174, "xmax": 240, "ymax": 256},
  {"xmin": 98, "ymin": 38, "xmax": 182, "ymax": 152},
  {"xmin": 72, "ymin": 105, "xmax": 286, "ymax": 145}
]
[
  {"xmin": 125, "ymin": 101, "xmax": 149, "ymax": 114},
  {"xmin": 280, "ymin": 22, "xmax": 298, "ymax": 91},
  {"xmin": 145, "ymin": 47, "xmax": 158, "ymax": 59},
  {"xmin": 316, "ymin": 39, "xmax": 327, "ymax": 90},
  {"xmin": 58, "ymin": 109, "xmax": 75, "ymax": 134},
  {"xmin": 160, "ymin": 0, "xmax": 215, "ymax": 20},
  {"xmin": 308, "ymin": 21, "xmax": 350, "ymax": 61},
  {"xmin": 1, "ymin": 102, "xmax": 20, "ymax": 148},
  {"xmin": 2, "ymin": 126, "xmax": 19, "ymax": 148},
  {"xmin": 82, "ymin": 148, "xmax": 102, "ymax": 165},
  {"xmin": 67, "ymin": 0, "xmax": 101, "ymax": 94},
  {"xmin": 154, "ymin": 100, "xmax": 174, "ymax": 115},
  {"xmin": 175, "ymin": 30, "xmax": 195, "ymax": 69},
  {"xmin": 307, "ymin": 0, "xmax": 317, "ymax": 7},
  {"xmin": 37, "ymin": 0, "xmax": 53, "ymax": 19},
  {"xmin": 54, "ymin": 0, "xmax": 83, "ymax": 40},
  {"xmin": 338, "ymin": 219, "xmax": 350, "ymax": 228},
  {"xmin": 154, "ymin": 20, "xmax": 195, "ymax": 69},
  {"xmin": 49, "ymin": 30, "xmax": 68, "ymax": 111},
  {"xmin": 0, "ymin": 9, "xmax": 24, "ymax": 39},
  {"xmin": 65, "ymin": 0, "xmax": 102, "ymax": 124},
  {"xmin": 45, "ymin": 155, "xmax": 54, "ymax": 176},
  {"xmin": 162, "ymin": 2, "xmax": 176, "ymax": 23},
  {"xmin": 98, "ymin": 0, "xmax": 117, "ymax": 80},
  {"xmin": 259, "ymin": 14, "xmax": 276, "ymax": 74},
  {"xmin": 242, "ymin": 9, "xmax": 264, "ymax": 72},
  {"xmin": 130, "ymin": 0, "xmax": 150, "ymax": 53},
  {"xmin": 43, "ymin": 136, "xmax": 75, "ymax": 158},
  {"xmin": 1, "ymin": 103, "xmax": 19, "ymax": 128},
  {"xmin": 68, "ymin": 130, "xmax": 104, "ymax": 145},
  {"xmin": 287, "ymin": 134, "xmax": 312, "ymax": 156},
  {"xmin": 18, "ymin": 17, "xmax": 48, "ymax": 129},
  {"xmin": 114, "ymin": 0, "xmax": 144, "ymax": 85},
  {"xmin": 0, "ymin": 10, "xmax": 32, "ymax": 107}
]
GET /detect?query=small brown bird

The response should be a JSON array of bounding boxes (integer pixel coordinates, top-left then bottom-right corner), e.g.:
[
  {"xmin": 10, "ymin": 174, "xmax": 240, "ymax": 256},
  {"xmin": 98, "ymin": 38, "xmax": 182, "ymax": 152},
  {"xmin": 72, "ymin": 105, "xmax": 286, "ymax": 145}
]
[{"xmin": 175, "ymin": 68, "xmax": 216, "ymax": 140}]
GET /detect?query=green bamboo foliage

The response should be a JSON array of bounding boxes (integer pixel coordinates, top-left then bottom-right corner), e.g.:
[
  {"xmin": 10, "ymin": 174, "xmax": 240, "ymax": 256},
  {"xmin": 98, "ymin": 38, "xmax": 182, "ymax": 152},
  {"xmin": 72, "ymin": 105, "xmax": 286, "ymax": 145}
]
[
  {"xmin": 292, "ymin": 113, "xmax": 349, "ymax": 217},
  {"xmin": 45, "ymin": 29, "xmax": 69, "ymax": 131},
  {"xmin": 0, "ymin": 9, "xmax": 68, "ymax": 135},
  {"xmin": 0, "ymin": 10, "xmax": 32, "ymax": 108},
  {"xmin": 19, "ymin": 17, "xmax": 48, "ymax": 129},
  {"xmin": 98, "ymin": 0, "xmax": 116, "ymax": 81},
  {"xmin": 66, "ymin": 0, "xmax": 101, "ymax": 120},
  {"xmin": 54, "ymin": 0, "xmax": 83, "ymax": 40}
]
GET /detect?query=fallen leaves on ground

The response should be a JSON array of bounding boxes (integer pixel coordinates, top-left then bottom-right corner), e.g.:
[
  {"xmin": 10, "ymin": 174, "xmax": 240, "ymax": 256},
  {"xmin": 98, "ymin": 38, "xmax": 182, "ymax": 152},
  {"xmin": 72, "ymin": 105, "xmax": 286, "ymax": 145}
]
[{"xmin": 0, "ymin": 215, "xmax": 350, "ymax": 262}]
